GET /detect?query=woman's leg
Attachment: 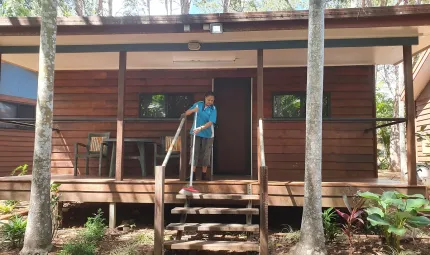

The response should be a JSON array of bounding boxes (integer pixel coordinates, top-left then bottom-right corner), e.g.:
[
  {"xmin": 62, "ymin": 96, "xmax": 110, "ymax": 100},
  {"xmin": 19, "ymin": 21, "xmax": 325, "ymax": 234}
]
[{"xmin": 200, "ymin": 137, "xmax": 214, "ymax": 180}]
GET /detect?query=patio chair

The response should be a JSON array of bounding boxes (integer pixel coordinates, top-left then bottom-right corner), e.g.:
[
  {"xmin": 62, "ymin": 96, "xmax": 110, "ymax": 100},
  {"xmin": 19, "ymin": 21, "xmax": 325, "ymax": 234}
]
[
  {"xmin": 154, "ymin": 135, "xmax": 181, "ymax": 165},
  {"xmin": 73, "ymin": 132, "xmax": 110, "ymax": 176}
]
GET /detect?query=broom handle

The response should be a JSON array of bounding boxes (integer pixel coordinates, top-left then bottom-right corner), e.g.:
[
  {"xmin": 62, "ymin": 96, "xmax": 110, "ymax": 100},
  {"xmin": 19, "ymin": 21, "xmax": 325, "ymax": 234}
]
[{"xmin": 189, "ymin": 108, "xmax": 198, "ymax": 187}]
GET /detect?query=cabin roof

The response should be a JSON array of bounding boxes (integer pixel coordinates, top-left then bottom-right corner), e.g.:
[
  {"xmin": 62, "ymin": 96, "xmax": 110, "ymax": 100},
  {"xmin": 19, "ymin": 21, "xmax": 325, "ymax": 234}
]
[
  {"xmin": 412, "ymin": 49, "xmax": 430, "ymax": 100},
  {"xmin": 1, "ymin": 5, "xmax": 430, "ymax": 71}
]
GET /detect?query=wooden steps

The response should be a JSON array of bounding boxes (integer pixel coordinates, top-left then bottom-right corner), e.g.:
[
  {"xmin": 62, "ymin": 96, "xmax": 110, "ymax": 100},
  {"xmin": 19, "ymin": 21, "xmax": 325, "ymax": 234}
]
[
  {"xmin": 171, "ymin": 207, "xmax": 259, "ymax": 215},
  {"xmin": 176, "ymin": 193, "xmax": 259, "ymax": 200},
  {"xmin": 164, "ymin": 240, "xmax": 260, "ymax": 252},
  {"xmin": 166, "ymin": 223, "xmax": 259, "ymax": 232},
  {"xmin": 165, "ymin": 190, "xmax": 260, "ymax": 253}
]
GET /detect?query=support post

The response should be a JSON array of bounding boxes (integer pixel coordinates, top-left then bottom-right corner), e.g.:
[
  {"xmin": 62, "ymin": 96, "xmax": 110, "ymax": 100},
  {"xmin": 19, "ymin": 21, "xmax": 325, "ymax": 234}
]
[
  {"xmin": 259, "ymin": 166, "xmax": 268, "ymax": 255},
  {"xmin": 179, "ymin": 120, "xmax": 187, "ymax": 181},
  {"xmin": 109, "ymin": 202, "xmax": 116, "ymax": 229},
  {"xmin": 154, "ymin": 166, "xmax": 165, "ymax": 255},
  {"xmin": 116, "ymin": 51, "xmax": 126, "ymax": 181},
  {"xmin": 0, "ymin": 53, "xmax": 2, "ymax": 82},
  {"xmin": 257, "ymin": 49, "xmax": 264, "ymax": 181},
  {"xmin": 403, "ymin": 45, "xmax": 417, "ymax": 185}
]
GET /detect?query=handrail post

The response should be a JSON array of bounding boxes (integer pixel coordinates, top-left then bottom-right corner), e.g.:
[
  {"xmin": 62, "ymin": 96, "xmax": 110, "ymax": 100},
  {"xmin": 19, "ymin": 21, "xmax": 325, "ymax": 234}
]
[
  {"xmin": 179, "ymin": 119, "xmax": 187, "ymax": 181},
  {"xmin": 154, "ymin": 165, "xmax": 165, "ymax": 255},
  {"xmin": 259, "ymin": 165, "xmax": 268, "ymax": 255}
]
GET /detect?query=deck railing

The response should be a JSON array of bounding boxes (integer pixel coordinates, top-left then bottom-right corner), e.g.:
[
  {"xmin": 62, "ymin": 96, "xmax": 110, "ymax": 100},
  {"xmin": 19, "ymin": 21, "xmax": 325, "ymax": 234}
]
[
  {"xmin": 154, "ymin": 116, "xmax": 186, "ymax": 255},
  {"xmin": 258, "ymin": 118, "xmax": 268, "ymax": 255}
]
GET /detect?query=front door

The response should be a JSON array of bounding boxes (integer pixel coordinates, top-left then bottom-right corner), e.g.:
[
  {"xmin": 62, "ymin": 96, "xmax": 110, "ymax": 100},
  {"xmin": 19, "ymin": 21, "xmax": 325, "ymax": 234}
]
[{"xmin": 213, "ymin": 78, "xmax": 251, "ymax": 176}]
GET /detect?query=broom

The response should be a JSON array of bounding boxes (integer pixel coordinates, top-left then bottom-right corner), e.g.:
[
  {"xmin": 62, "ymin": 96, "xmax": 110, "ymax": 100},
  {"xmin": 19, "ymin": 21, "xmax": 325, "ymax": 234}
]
[{"xmin": 179, "ymin": 107, "xmax": 200, "ymax": 195}]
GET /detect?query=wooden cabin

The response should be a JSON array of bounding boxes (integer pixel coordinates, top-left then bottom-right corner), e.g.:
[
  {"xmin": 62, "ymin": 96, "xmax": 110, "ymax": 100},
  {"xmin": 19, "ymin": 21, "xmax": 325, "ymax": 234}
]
[
  {"xmin": 0, "ymin": 5, "xmax": 429, "ymax": 217},
  {"xmin": 413, "ymin": 49, "xmax": 430, "ymax": 168}
]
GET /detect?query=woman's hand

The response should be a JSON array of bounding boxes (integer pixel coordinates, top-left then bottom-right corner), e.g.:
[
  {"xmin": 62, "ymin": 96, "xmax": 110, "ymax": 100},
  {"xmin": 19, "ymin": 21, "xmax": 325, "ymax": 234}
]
[{"xmin": 193, "ymin": 126, "xmax": 203, "ymax": 134}]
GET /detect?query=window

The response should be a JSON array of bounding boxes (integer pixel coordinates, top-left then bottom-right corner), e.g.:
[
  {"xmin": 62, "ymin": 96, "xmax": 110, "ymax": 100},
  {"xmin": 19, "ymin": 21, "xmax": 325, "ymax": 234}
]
[
  {"xmin": 272, "ymin": 93, "xmax": 330, "ymax": 118},
  {"xmin": 0, "ymin": 101, "xmax": 36, "ymax": 129},
  {"xmin": 139, "ymin": 93, "xmax": 194, "ymax": 118}
]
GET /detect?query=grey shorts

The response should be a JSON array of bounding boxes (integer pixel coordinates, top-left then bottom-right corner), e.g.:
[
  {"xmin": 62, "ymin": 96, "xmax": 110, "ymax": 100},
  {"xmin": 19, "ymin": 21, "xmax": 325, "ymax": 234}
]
[{"xmin": 189, "ymin": 136, "xmax": 213, "ymax": 167}]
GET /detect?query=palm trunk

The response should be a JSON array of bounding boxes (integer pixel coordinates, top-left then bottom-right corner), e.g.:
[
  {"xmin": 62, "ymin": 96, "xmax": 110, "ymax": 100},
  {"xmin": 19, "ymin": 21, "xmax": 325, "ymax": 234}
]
[
  {"xmin": 290, "ymin": 0, "xmax": 327, "ymax": 253},
  {"xmin": 20, "ymin": 0, "xmax": 57, "ymax": 253}
]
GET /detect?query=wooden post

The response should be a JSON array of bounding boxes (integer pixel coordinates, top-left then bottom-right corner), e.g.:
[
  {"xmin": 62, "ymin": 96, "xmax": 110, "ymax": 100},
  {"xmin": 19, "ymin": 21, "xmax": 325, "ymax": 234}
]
[
  {"xmin": 116, "ymin": 51, "xmax": 126, "ymax": 181},
  {"xmin": 0, "ymin": 53, "xmax": 2, "ymax": 81},
  {"xmin": 259, "ymin": 166, "xmax": 268, "ymax": 255},
  {"xmin": 109, "ymin": 202, "xmax": 116, "ymax": 229},
  {"xmin": 154, "ymin": 165, "xmax": 165, "ymax": 255},
  {"xmin": 403, "ymin": 45, "xmax": 417, "ymax": 186},
  {"xmin": 257, "ymin": 49, "xmax": 264, "ymax": 181},
  {"xmin": 179, "ymin": 120, "xmax": 187, "ymax": 181}
]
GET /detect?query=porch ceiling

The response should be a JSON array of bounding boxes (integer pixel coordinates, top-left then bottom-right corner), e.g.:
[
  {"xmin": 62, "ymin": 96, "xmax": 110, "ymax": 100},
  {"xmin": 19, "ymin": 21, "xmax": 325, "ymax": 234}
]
[{"xmin": 1, "ymin": 26, "xmax": 429, "ymax": 71}]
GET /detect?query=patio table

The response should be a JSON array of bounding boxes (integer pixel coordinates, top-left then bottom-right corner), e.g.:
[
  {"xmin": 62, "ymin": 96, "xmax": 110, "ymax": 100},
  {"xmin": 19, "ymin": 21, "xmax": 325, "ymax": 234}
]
[{"xmin": 101, "ymin": 138, "xmax": 156, "ymax": 177}]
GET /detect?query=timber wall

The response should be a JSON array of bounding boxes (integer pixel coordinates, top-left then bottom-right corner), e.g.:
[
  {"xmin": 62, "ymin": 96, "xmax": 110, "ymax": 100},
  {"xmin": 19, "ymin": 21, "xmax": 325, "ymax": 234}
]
[
  {"xmin": 1, "ymin": 66, "xmax": 376, "ymax": 180},
  {"xmin": 416, "ymin": 82, "xmax": 430, "ymax": 165}
]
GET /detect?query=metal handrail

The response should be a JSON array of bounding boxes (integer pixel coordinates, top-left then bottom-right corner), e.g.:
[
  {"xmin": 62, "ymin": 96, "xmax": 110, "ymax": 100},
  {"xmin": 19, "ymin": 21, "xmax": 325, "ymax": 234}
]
[
  {"xmin": 161, "ymin": 116, "xmax": 186, "ymax": 167},
  {"xmin": 258, "ymin": 118, "xmax": 266, "ymax": 168}
]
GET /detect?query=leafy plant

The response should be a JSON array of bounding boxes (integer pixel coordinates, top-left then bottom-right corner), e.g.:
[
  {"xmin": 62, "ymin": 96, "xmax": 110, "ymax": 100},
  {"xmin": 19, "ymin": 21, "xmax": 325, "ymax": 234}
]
[
  {"xmin": 11, "ymin": 164, "xmax": 28, "ymax": 176},
  {"xmin": 322, "ymin": 207, "xmax": 340, "ymax": 242},
  {"xmin": 51, "ymin": 183, "xmax": 62, "ymax": 239},
  {"xmin": 0, "ymin": 215, "xmax": 27, "ymax": 248},
  {"xmin": 0, "ymin": 204, "xmax": 15, "ymax": 214},
  {"xmin": 4, "ymin": 200, "xmax": 18, "ymax": 207},
  {"xmin": 358, "ymin": 190, "xmax": 430, "ymax": 251},
  {"xmin": 83, "ymin": 208, "xmax": 106, "ymax": 243},
  {"xmin": 58, "ymin": 239, "xmax": 97, "ymax": 255},
  {"xmin": 335, "ymin": 195, "xmax": 365, "ymax": 247}
]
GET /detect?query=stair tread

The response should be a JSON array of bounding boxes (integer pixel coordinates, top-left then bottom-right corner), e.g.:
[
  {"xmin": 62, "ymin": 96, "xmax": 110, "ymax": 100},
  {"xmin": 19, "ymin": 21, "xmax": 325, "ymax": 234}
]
[
  {"xmin": 164, "ymin": 240, "xmax": 259, "ymax": 251},
  {"xmin": 177, "ymin": 193, "xmax": 259, "ymax": 200},
  {"xmin": 171, "ymin": 207, "xmax": 259, "ymax": 215},
  {"xmin": 166, "ymin": 223, "xmax": 259, "ymax": 232}
]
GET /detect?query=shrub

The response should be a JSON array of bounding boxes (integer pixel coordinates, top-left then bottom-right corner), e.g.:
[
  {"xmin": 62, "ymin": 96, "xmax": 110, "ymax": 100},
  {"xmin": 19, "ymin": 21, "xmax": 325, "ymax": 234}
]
[
  {"xmin": 59, "ymin": 239, "xmax": 97, "ymax": 255},
  {"xmin": 0, "ymin": 204, "xmax": 15, "ymax": 214},
  {"xmin": 358, "ymin": 190, "xmax": 430, "ymax": 251},
  {"xmin": 335, "ymin": 195, "xmax": 365, "ymax": 247},
  {"xmin": 322, "ymin": 207, "xmax": 340, "ymax": 242},
  {"xmin": 83, "ymin": 208, "xmax": 106, "ymax": 243},
  {"xmin": 0, "ymin": 215, "xmax": 27, "ymax": 248}
]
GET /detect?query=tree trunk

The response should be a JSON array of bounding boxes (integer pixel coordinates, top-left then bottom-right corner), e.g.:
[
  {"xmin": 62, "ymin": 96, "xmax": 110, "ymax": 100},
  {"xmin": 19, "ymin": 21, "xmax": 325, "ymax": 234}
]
[
  {"xmin": 97, "ymin": 0, "xmax": 103, "ymax": 15},
  {"xmin": 169, "ymin": 0, "xmax": 172, "ymax": 14},
  {"xmin": 164, "ymin": 0, "xmax": 168, "ymax": 14},
  {"xmin": 147, "ymin": 0, "xmax": 151, "ymax": 15},
  {"xmin": 398, "ymin": 62, "xmax": 408, "ymax": 181},
  {"xmin": 108, "ymin": 0, "xmax": 113, "ymax": 15},
  {"xmin": 20, "ymin": 0, "xmax": 57, "ymax": 253},
  {"xmin": 74, "ymin": 0, "xmax": 83, "ymax": 16},
  {"xmin": 181, "ymin": 0, "xmax": 191, "ymax": 14},
  {"xmin": 390, "ymin": 65, "xmax": 401, "ymax": 172},
  {"xmin": 289, "ymin": 0, "xmax": 327, "ymax": 253},
  {"xmin": 223, "ymin": 0, "xmax": 229, "ymax": 12}
]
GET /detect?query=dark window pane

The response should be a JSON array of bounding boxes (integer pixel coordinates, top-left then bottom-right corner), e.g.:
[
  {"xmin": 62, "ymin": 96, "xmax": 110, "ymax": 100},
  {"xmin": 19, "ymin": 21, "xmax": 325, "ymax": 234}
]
[
  {"xmin": 166, "ymin": 94, "xmax": 193, "ymax": 118},
  {"xmin": 0, "ymin": 102, "xmax": 17, "ymax": 118},
  {"xmin": 273, "ymin": 93, "xmax": 330, "ymax": 118},
  {"xmin": 273, "ymin": 94, "xmax": 302, "ymax": 118},
  {"xmin": 139, "ymin": 93, "xmax": 193, "ymax": 118},
  {"xmin": 140, "ymin": 94, "xmax": 166, "ymax": 118},
  {"xmin": 18, "ymin": 104, "xmax": 36, "ymax": 118}
]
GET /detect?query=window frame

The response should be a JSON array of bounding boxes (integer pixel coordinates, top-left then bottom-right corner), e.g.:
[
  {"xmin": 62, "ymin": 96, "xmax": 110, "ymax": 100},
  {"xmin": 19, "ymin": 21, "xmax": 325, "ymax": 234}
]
[
  {"xmin": 138, "ymin": 93, "xmax": 194, "ymax": 119},
  {"xmin": 271, "ymin": 92, "xmax": 331, "ymax": 119},
  {"xmin": 0, "ymin": 100, "xmax": 36, "ymax": 130}
]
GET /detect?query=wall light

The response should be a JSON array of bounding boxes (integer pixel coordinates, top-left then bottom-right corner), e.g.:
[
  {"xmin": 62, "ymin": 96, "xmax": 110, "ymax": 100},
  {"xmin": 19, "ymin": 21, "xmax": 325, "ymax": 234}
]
[{"xmin": 210, "ymin": 23, "xmax": 223, "ymax": 34}]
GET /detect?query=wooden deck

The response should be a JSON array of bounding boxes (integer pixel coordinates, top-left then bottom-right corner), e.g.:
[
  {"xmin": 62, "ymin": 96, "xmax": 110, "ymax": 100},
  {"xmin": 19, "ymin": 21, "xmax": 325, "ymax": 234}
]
[{"xmin": 0, "ymin": 174, "xmax": 427, "ymax": 207}]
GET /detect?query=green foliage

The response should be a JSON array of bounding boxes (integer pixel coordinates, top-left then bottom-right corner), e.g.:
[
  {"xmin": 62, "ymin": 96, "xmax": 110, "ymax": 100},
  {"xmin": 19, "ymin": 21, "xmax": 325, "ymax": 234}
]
[
  {"xmin": 335, "ymin": 195, "xmax": 366, "ymax": 247},
  {"xmin": 0, "ymin": 203, "xmax": 15, "ymax": 214},
  {"xmin": 4, "ymin": 200, "xmax": 18, "ymax": 207},
  {"xmin": 83, "ymin": 208, "xmax": 106, "ymax": 242},
  {"xmin": 59, "ymin": 239, "xmax": 97, "ymax": 255},
  {"xmin": 135, "ymin": 231, "xmax": 154, "ymax": 245},
  {"xmin": 11, "ymin": 164, "xmax": 28, "ymax": 176},
  {"xmin": 375, "ymin": 90, "xmax": 394, "ymax": 169},
  {"xmin": 322, "ymin": 207, "xmax": 340, "ymax": 242},
  {"xmin": 358, "ymin": 190, "xmax": 430, "ymax": 251},
  {"xmin": 0, "ymin": 215, "xmax": 27, "ymax": 248},
  {"xmin": 59, "ymin": 208, "xmax": 106, "ymax": 255}
]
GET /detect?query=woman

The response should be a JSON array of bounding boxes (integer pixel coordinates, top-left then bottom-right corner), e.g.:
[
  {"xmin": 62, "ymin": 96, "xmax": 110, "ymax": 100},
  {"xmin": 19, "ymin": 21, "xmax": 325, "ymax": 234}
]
[{"xmin": 181, "ymin": 92, "xmax": 217, "ymax": 181}]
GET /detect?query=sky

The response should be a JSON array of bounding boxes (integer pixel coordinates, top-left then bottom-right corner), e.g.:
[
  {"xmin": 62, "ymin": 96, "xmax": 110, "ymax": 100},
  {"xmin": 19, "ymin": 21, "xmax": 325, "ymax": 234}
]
[{"xmin": 112, "ymin": 0, "xmax": 200, "ymax": 16}]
